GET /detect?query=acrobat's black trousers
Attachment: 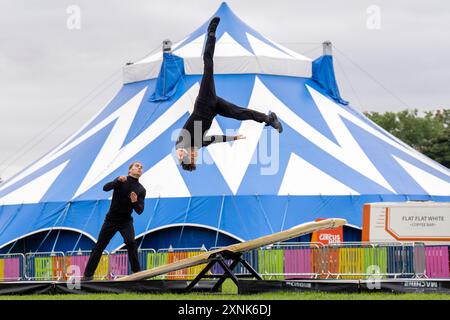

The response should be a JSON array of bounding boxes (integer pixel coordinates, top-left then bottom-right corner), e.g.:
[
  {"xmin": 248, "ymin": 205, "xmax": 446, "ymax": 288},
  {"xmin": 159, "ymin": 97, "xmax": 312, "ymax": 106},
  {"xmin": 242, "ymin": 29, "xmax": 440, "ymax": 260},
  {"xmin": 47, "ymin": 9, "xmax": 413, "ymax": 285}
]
[
  {"xmin": 195, "ymin": 34, "xmax": 269, "ymax": 124},
  {"xmin": 84, "ymin": 219, "xmax": 140, "ymax": 277}
]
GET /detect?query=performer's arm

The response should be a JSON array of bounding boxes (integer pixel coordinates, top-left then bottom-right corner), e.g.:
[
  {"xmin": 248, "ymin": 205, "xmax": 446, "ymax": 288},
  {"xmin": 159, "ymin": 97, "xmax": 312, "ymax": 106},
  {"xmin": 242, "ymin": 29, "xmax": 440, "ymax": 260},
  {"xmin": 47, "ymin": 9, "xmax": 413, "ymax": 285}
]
[
  {"xmin": 131, "ymin": 189, "xmax": 146, "ymax": 215},
  {"xmin": 103, "ymin": 178, "xmax": 119, "ymax": 191},
  {"xmin": 202, "ymin": 135, "xmax": 245, "ymax": 147}
]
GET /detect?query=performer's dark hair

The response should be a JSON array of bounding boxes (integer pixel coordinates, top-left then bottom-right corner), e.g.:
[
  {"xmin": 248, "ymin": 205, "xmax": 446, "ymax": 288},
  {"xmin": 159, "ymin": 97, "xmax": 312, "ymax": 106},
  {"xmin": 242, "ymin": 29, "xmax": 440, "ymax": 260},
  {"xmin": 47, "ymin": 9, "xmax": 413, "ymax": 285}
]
[
  {"xmin": 181, "ymin": 162, "xmax": 196, "ymax": 171},
  {"xmin": 128, "ymin": 161, "xmax": 142, "ymax": 171}
]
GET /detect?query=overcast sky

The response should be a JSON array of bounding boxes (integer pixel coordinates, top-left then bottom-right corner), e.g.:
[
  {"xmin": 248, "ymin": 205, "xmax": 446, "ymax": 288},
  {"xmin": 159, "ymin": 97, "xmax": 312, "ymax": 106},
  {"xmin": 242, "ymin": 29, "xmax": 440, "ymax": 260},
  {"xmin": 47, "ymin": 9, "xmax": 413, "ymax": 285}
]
[{"xmin": 1, "ymin": 0, "xmax": 449, "ymax": 180}]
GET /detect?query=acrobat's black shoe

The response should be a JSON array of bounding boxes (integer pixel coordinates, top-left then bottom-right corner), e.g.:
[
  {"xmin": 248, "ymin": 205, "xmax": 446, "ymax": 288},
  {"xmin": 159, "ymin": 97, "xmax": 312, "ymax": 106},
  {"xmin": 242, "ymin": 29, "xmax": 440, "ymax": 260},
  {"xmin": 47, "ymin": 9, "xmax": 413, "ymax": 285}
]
[
  {"xmin": 266, "ymin": 111, "xmax": 283, "ymax": 133},
  {"xmin": 208, "ymin": 17, "xmax": 221, "ymax": 36}
]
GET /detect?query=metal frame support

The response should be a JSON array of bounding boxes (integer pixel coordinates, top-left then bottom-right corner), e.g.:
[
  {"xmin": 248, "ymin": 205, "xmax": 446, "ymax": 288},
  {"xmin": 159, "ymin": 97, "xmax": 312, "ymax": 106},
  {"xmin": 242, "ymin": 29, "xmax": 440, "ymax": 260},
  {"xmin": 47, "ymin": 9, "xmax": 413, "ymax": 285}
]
[{"xmin": 184, "ymin": 250, "xmax": 262, "ymax": 292}]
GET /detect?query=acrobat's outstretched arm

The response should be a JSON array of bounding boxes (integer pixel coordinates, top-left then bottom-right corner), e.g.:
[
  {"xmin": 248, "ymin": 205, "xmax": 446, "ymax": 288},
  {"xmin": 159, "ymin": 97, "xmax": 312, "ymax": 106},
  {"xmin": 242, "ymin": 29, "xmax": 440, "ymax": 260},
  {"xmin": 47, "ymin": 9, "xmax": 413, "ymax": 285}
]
[{"xmin": 202, "ymin": 134, "xmax": 245, "ymax": 147}]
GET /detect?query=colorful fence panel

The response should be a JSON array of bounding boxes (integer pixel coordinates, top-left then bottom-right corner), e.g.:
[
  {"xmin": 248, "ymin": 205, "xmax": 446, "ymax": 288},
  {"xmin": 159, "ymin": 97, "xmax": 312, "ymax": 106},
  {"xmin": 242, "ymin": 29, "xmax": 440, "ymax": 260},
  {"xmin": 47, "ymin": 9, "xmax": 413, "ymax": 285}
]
[
  {"xmin": 138, "ymin": 249, "xmax": 156, "ymax": 271},
  {"xmin": 338, "ymin": 247, "xmax": 365, "ymax": 279},
  {"xmin": 151, "ymin": 252, "xmax": 168, "ymax": 279},
  {"xmin": 157, "ymin": 248, "xmax": 207, "ymax": 280},
  {"xmin": 0, "ymin": 254, "xmax": 24, "ymax": 281},
  {"xmin": 386, "ymin": 245, "xmax": 416, "ymax": 278},
  {"xmin": 0, "ymin": 259, "xmax": 3, "ymax": 280},
  {"xmin": 413, "ymin": 246, "xmax": 426, "ymax": 276},
  {"xmin": 311, "ymin": 246, "xmax": 340, "ymax": 278},
  {"xmin": 364, "ymin": 247, "xmax": 388, "ymax": 278},
  {"xmin": 208, "ymin": 248, "xmax": 259, "ymax": 277},
  {"xmin": 65, "ymin": 253, "xmax": 89, "ymax": 280},
  {"xmin": 3, "ymin": 243, "xmax": 448, "ymax": 282},
  {"xmin": 26, "ymin": 252, "xmax": 65, "ymax": 281},
  {"xmin": 167, "ymin": 251, "xmax": 188, "ymax": 280},
  {"xmin": 52, "ymin": 255, "xmax": 65, "ymax": 280},
  {"xmin": 258, "ymin": 249, "xmax": 285, "ymax": 280},
  {"xmin": 93, "ymin": 255, "xmax": 109, "ymax": 280},
  {"xmin": 186, "ymin": 251, "xmax": 209, "ymax": 280},
  {"xmin": 109, "ymin": 251, "xmax": 128, "ymax": 279},
  {"xmin": 283, "ymin": 248, "xmax": 313, "ymax": 279},
  {"xmin": 425, "ymin": 246, "xmax": 450, "ymax": 278}
]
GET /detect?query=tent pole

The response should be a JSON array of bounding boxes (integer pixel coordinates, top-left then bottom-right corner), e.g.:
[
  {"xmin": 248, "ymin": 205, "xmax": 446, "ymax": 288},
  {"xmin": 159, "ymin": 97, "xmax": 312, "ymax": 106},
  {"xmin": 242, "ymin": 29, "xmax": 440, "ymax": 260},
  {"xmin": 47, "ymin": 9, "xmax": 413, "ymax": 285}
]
[
  {"xmin": 4, "ymin": 203, "xmax": 25, "ymax": 254},
  {"xmin": 138, "ymin": 197, "xmax": 160, "ymax": 249},
  {"xmin": 255, "ymin": 194, "xmax": 274, "ymax": 234},
  {"xmin": 177, "ymin": 197, "xmax": 192, "ymax": 247},
  {"xmin": 280, "ymin": 194, "xmax": 290, "ymax": 231},
  {"xmin": 33, "ymin": 202, "xmax": 70, "ymax": 255},
  {"xmin": 214, "ymin": 195, "xmax": 225, "ymax": 248},
  {"xmin": 70, "ymin": 200, "xmax": 99, "ymax": 253}
]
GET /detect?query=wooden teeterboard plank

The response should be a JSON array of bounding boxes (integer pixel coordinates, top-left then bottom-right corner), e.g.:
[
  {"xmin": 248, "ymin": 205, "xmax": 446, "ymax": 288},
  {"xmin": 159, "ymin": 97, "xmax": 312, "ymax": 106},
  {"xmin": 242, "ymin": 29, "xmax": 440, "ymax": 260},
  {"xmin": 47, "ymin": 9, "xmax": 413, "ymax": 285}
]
[{"xmin": 116, "ymin": 218, "xmax": 347, "ymax": 281}]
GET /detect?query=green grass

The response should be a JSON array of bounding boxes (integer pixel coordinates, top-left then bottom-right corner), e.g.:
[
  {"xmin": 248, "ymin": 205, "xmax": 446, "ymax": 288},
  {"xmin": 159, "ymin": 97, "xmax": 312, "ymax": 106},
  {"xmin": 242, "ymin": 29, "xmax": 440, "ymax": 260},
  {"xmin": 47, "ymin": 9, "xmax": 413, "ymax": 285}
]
[{"xmin": 0, "ymin": 280, "xmax": 449, "ymax": 300}]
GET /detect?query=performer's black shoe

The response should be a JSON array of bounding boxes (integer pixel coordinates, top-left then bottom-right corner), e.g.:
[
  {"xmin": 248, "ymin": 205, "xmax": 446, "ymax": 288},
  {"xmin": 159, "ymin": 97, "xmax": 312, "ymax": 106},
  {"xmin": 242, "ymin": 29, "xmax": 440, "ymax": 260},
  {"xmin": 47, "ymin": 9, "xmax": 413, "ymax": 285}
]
[
  {"xmin": 208, "ymin": 17, "xmax": 221, "ymax": 36},
  {"xmin": 266, "ymin": 111, "xmax": 283, "ymax": 133},
  {"xmin": 81, "ymin": 275, "xmax": 93, "ymax": 281}
]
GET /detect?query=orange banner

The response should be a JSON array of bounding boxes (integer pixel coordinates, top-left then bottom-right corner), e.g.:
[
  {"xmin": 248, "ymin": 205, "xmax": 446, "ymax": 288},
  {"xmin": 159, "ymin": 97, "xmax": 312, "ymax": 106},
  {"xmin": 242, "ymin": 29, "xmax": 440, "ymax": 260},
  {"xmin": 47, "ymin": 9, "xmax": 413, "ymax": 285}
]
[{"xmin": 311, "ymin": 218, "xmax": 343, "ymax": 244}]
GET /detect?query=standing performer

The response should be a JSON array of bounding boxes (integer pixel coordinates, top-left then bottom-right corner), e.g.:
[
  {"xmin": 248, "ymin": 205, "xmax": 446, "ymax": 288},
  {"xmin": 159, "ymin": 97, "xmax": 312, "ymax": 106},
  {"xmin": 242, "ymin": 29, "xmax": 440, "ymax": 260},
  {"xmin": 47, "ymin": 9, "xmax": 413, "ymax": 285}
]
[
  {"xmin": 82, "ymin": 161, "xmax": 146, "ymax": 281},
  {"xmin": 175, "ymin": 17, "xmax": 283, "ymax": 171}
]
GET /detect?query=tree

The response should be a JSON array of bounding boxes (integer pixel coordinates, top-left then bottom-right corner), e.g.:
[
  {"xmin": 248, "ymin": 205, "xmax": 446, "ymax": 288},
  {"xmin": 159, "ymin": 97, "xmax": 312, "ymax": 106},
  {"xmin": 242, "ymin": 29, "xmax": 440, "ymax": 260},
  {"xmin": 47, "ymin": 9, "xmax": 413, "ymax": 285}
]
[
  {"xmin": 364, "ymin": 109, "xmax": 449, "ymax": 168},
  {"xmin": 422, "ymin": 128, "xmax": 450, "ymax": 168}
]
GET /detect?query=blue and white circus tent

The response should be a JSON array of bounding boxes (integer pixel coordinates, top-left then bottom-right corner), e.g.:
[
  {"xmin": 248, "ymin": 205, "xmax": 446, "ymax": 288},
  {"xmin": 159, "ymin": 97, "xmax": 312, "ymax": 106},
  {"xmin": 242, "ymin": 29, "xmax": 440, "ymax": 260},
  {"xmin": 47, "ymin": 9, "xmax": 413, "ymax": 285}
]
[{"xmin": 1, "ymin": 2, "xmax": 450, "ymax": 254}]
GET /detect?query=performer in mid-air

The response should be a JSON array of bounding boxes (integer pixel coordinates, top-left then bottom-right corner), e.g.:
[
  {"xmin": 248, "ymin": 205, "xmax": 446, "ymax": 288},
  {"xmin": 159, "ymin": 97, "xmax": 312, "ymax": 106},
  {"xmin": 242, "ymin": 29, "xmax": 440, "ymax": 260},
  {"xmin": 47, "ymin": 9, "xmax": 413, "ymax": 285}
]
[
  {"xmin": 82, "ymin": 161, "xmax": 146, "ymax": 281},
  {"xmin": 175, "ymin": 17, "xmax": 283, "ymax": 171}
]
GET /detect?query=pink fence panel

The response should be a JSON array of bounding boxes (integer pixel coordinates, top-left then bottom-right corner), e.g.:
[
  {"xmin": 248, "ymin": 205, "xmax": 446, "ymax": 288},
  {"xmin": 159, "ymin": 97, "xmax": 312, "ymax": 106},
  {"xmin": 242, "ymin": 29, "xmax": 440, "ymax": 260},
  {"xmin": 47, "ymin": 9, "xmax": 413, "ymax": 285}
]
[
  {"xmin": 109, "ymin": 253, "xmax": 128, "ymax": 278},
  {"xmin": 425, "ymin": 246, "xmax": 449, "ymax": 278},
  {"xmin": 4, "ymin": 258, "xmax": 22, "ymax": 281},
  {"xmin": 284, "ymin": 248, "xmax": 313, "ymax": 279},
  {"xmin": 66, "ymin": 255, "xmax": 90, "ymax": 278}
]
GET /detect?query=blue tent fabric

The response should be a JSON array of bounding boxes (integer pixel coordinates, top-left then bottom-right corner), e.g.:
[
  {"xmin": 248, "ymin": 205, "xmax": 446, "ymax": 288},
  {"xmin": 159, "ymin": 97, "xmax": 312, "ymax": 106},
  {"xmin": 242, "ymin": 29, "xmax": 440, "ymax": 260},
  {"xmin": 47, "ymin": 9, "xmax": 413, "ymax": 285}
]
[
  {"xmin": 312, "ymin": 55, "xmax": 349, "ymax": 105},
  {"xmin": 149, "ymin": 53, "xmax": 185, "ymax": 102}
]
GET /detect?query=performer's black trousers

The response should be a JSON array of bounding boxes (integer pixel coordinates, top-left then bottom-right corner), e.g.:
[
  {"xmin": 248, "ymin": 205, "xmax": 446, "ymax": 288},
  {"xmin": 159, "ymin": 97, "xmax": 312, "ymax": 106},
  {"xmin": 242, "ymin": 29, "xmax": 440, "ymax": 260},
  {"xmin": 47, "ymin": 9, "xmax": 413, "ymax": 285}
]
[
  {"xmin": 84, "ymin": 219, "xmax": 140, "ymax": 277},
  {"xmin": 196, "ymin": 34, "xmax": 269, "ymax": 124}
]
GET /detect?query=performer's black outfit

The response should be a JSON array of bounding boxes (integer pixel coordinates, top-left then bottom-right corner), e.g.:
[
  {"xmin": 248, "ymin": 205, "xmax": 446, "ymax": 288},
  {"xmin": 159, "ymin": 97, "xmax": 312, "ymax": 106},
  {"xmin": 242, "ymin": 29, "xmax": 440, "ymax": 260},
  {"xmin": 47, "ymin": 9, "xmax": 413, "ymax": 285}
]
[
  {"xmin": 83, "ymin": 176, "xmax": 146, "ymax": 279},
  {"xmin": 176, "ymin": 17, "xmax": 281, "ymax": 151}
]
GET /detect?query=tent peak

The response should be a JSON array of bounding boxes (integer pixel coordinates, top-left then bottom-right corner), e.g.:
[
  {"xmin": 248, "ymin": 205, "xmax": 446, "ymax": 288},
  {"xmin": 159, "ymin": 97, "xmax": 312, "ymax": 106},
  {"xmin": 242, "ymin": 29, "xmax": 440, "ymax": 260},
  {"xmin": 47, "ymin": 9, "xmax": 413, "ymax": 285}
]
[{"xmin": 123, "ymin": 2, "xmax": 313, "ymax": 83}]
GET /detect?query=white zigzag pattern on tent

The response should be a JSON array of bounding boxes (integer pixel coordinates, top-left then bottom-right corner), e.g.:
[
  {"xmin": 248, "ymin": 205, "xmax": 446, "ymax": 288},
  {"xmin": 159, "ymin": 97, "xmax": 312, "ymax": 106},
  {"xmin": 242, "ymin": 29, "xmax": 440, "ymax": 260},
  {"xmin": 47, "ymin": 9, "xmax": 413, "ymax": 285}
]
[
  {"xmin": 139, "ymin": 154, "xmax": 191, "ymax": 198},
  {"xmin": 279, "ymin": 153, "xmax": 359, "ymax": 195},
  {"xmin": 305, "ymin": 85, "xmax": 395, "ymax": 193},
  {"xmin": 0, "ymin": 89, "xmax": 147, "ymax": 194},
  {"xmin": 2, "ymin": 76, "xmax": 450, "ymax": 202},
  {"xmin": 73, "ymin": 88, "xmax": 147, "ymax": 198},
  {"xmin": 246, "ymin": 32, "xmax": 292, "ymax": 59},
  {"xmin": 304, "ymin": 85, "xmax": 450, "ymax": 180},
  {"xmin": 72, "ymin": 84, "xmax": 200, "ymax": 198},
  {"xmin": 250, "ymin": 78, "xmax": 395, "ymax": 193},
  {"xmin": 0, "ymin": 161, "xmax": 69, "ymax": 205},
  {"xmin": 215, "ymin": 32, "xmax": 253, "ymax": 57},
  {"xmin": 393, "ymin": 156, "xmax": 450, "ymax": 196}
]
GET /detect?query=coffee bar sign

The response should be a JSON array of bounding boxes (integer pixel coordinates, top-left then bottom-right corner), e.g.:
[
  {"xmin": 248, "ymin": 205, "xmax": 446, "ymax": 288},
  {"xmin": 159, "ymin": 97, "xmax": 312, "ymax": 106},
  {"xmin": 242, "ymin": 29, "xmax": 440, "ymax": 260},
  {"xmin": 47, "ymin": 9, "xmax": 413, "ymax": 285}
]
[{"xmin": 362, "ymin": 202, "xmax": 450, "ymax": 244}]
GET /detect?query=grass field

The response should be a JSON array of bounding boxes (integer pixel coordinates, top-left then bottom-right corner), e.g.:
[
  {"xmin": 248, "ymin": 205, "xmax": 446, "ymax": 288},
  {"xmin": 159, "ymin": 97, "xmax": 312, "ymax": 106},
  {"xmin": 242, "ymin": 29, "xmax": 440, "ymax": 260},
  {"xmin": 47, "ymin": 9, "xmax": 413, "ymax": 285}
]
[{"xmin": 0, "ymin": 280, "xmax": 448, "ymax": 300}]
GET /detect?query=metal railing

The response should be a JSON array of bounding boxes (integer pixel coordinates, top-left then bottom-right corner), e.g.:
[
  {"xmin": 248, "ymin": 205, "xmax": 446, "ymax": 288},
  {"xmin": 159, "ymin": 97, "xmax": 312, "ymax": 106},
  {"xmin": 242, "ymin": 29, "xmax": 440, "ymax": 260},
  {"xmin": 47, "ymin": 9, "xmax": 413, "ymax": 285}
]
[
  {"xmin": 157, "ymin": 247, "xmax": 209, "ymax": 280},
  {"xmin": 65, "ymin": 250, "xmax": 110, "ymax": 280},
  {"xmin": 25, "ymin": 252, "xmax": 65, "ymax": 281},
  {"xmin": 1, "ymin": 242, "xmax": 448, "ymax": 282}
]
